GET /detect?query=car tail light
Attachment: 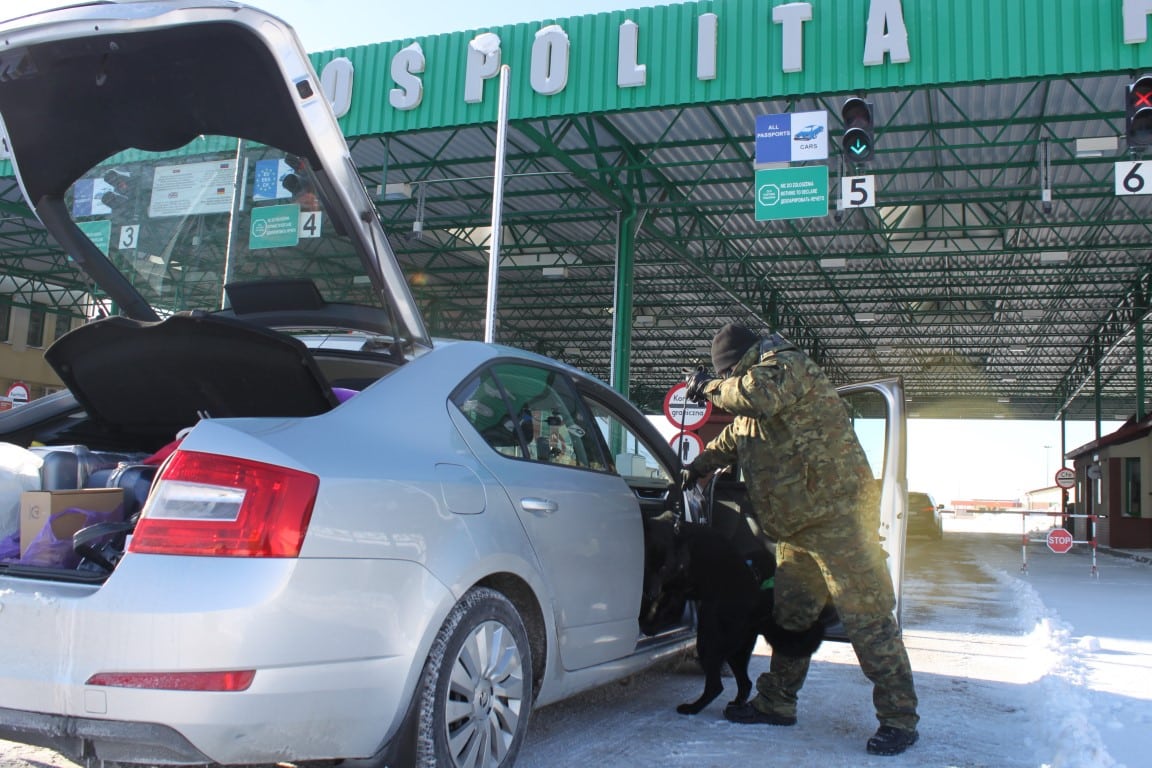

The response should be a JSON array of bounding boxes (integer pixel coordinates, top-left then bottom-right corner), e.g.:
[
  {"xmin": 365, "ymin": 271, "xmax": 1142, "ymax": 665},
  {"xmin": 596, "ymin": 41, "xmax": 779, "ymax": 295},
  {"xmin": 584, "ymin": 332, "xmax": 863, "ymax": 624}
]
[
  {"xmin": 128, "ymin": 451, "xmax": 319, "ymax": 557},
  {"xmin": 86, "ymin": 670, "xmax": 255, "ymax": 691}
]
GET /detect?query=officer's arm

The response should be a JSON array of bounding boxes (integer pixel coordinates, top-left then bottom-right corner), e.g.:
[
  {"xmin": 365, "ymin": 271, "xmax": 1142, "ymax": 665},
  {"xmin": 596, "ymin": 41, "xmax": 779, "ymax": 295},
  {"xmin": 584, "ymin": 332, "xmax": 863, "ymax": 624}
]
[
  {"xmin": 701, "ymin": 356, "xmax": 811, "ymax": 418},
  {"xmin": 689, "ymin": 422, "xmax": 738, "ymax": 476}
]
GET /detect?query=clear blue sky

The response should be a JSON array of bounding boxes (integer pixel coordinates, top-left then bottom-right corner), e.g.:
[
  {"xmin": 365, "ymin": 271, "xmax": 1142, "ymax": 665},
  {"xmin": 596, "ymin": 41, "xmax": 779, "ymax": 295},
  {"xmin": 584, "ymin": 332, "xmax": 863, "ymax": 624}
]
[
  {"xmin": 7, "ymin": 0, "xmax": 1128, "ymax": 501},
  {"xmin": 10, "ymin": 0, "xmax": 673, "ymax": 50}
]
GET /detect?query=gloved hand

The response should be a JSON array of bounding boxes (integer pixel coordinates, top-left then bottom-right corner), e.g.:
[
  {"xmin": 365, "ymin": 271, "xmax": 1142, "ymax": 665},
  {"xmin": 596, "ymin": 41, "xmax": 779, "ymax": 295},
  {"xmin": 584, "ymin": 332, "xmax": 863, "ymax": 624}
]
[
  {"xmin": 684, "ymin": 367, "xmax": 715, "ymax": 404},
  {"xmin": 681, "ymin": 467, "xmax": 700, "ymax": 491}
]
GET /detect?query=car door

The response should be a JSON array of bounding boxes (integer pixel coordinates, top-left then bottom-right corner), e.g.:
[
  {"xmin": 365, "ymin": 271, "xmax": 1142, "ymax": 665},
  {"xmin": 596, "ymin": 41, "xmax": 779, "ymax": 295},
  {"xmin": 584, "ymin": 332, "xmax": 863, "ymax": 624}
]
[
  {"xmin": 836, "ymin": 377, "xmax": 909, "ymax": 630},
  {"xmin": 452, "ymin": 361, "xmax": 646, "ymax": 671}
]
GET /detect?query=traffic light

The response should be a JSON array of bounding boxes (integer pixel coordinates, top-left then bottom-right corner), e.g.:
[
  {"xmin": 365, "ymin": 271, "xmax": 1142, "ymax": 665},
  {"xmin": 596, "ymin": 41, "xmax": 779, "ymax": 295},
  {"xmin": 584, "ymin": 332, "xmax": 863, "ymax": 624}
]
[
  {"xmin": 841, "ymin": 97, "xmax": 875, "ymax": 163},
  {"xmin": 1126, "ymin": 75, "xmax": 1152, "ymax": 150}
]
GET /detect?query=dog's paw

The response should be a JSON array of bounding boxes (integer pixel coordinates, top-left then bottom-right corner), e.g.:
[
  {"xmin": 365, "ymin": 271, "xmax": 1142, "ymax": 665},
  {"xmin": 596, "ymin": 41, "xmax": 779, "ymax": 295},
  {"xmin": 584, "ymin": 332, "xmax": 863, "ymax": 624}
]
[{"xmin": 676, "ymin": 702, "xmax": 705, "ymax": 715}]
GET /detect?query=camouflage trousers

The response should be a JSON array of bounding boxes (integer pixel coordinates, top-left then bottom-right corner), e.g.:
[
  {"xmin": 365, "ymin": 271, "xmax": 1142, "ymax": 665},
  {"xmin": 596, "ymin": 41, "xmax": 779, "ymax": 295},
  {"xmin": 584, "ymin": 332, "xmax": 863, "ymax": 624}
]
[{"xmin": 754, "ymin": 522, "xmax": 920, "ymax": 732}]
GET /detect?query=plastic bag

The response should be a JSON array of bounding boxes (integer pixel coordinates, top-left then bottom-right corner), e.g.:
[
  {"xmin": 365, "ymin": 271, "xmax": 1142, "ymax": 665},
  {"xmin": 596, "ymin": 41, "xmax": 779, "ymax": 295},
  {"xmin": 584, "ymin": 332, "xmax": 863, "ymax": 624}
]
[
  {"xmin": 0, "ymin": 530, "xmax": 19, "ymax": 561},
  {"xmin": 0, "ymin": 442, "xmax": 43, "ymax": 538},
  {"xmin": 20, "ymin": 505, "xmax": 123, "ymax": 569}
]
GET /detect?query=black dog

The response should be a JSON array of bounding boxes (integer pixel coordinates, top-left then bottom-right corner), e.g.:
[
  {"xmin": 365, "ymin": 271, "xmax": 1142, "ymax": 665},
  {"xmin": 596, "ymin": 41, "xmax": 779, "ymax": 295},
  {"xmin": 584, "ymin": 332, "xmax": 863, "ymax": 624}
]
[{"xmin": 646, "ymin": 518, "xmax": 826, "ymax": 716}]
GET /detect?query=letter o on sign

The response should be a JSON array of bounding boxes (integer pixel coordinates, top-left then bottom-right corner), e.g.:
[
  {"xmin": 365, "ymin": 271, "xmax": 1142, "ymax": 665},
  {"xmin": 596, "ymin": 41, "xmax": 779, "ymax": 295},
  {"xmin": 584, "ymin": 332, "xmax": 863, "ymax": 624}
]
[{"xmin": 1046, "ymin": 528, "xmax": 1074, "ymax": 554}]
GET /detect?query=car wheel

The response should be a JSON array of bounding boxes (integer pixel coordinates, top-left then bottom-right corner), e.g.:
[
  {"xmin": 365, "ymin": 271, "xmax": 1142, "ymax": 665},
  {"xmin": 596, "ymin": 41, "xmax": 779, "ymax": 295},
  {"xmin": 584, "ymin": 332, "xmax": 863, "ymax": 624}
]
[{"xmin": 415, "ymin": 587, "xmax": 533, "ymax": 768}]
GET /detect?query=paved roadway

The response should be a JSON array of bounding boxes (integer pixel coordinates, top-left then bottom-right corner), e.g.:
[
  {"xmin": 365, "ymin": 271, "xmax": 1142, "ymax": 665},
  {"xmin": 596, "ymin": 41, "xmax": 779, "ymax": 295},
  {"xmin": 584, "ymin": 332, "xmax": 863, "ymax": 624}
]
[{"xmin": 2, "ymin": 528, "xmax": 1147, "ymax": 767}]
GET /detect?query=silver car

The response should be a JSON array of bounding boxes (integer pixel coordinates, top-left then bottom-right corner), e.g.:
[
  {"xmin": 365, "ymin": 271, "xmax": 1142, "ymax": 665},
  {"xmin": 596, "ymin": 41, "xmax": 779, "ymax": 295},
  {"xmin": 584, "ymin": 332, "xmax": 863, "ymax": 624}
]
[{"xmin": 0, "ymin": 3, "xmax": 907, "ymax": 767}]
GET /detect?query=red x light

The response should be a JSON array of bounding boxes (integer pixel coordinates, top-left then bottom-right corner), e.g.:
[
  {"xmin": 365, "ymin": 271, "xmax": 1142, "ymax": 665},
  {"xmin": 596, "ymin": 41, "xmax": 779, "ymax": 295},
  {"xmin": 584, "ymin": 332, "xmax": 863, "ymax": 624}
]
[{"xmin": 1127, "ymin": 75, "xmax": 1152, "ymax": 149}]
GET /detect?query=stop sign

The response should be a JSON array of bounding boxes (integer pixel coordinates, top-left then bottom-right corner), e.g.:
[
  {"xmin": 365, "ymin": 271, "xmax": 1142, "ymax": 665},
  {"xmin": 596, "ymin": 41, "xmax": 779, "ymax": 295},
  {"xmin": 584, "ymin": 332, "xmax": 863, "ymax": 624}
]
[{"xmin": 1046, "ymin": 528, "xmax": 1074, "ymax": 554}]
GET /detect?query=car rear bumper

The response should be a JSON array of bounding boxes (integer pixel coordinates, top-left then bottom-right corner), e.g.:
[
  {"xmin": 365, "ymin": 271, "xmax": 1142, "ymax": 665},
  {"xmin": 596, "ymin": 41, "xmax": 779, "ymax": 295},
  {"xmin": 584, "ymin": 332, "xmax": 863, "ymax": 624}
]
[
  {"xmin": 0, "ymin": 555, "xmax": 453, "ymax": 764},
  {"xmin": 0, "ymin": 706, "xmax": 211, "ymax": 765}
]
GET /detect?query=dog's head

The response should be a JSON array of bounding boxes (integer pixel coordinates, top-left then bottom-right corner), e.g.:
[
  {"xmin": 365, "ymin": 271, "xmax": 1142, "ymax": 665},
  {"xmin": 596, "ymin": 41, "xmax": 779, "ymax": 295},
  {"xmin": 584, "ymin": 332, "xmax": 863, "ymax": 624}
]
[{"xmin": 640, "ymin": 514, "xmax": 700, "ymax": 631}]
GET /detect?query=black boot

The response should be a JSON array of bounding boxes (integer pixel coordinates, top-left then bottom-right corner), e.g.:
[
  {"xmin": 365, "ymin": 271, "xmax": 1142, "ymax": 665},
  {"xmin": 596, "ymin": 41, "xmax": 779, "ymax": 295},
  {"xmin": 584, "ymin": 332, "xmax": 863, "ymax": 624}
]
[
  {"xmin": 866, "ymin": 725, "xmax": 919, "ymax": 755},
  {"xmin": 723, "ymin": 701, "xmax": 797, "ymax": 726}
]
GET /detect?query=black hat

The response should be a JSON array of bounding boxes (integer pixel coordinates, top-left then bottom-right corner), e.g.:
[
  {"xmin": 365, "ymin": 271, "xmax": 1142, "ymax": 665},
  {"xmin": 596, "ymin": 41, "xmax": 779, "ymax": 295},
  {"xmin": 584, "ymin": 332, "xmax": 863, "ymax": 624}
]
[{"xmin": 711, "ymin": 324, "xmax": 760, "ymax": 373}]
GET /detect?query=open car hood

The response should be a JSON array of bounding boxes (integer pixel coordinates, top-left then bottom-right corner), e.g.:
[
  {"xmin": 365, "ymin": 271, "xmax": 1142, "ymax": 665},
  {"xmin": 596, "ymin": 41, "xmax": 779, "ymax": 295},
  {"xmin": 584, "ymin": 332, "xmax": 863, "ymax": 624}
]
[{"xmin": 0, "ymin": 0, "xmax": 430, "ymax": 349}]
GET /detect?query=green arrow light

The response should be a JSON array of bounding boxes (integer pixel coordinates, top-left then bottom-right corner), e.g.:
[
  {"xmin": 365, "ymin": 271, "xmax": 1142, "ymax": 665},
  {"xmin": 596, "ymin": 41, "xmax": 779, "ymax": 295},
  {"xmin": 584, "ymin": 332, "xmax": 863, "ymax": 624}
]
[{"xmin": 850, "ymin": 140, "xmax": 869, "ymax": 155}]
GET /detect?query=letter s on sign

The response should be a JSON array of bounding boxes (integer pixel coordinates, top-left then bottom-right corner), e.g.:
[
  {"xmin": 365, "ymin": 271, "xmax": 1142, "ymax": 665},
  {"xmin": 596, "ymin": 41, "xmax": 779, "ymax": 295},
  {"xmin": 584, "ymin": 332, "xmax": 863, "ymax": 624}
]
[{"xmin": 389, "ymin": 44, "xmax": 426, "ymax": 111}]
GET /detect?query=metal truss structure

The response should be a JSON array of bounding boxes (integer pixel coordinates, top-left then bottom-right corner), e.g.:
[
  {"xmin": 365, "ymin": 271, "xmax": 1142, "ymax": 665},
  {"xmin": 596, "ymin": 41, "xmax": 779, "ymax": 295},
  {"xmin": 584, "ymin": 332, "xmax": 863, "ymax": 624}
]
[{"xmin": 2, "ymin": 71, "xmax": 1152, "ymax": 421}]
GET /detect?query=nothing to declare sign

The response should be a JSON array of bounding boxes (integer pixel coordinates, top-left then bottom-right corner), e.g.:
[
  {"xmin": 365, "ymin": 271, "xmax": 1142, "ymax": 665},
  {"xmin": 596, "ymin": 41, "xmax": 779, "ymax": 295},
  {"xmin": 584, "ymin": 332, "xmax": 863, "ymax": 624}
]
[
  {"xmin": 755, "ymin": 165, "xmax": 828, "ymax": 221},
  {"xmin": 663, "ymin": 382, "xmax": 712, "ymax": 431},
  {"xmin": 249, "ymin": 204, "xmax": 300, "ymax": 249}
]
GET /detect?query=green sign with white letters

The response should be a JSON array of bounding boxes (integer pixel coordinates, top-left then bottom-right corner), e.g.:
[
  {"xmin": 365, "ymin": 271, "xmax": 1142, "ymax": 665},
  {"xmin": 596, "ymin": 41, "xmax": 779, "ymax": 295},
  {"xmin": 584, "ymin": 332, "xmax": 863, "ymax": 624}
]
[
  {"xmin": 76, "ymin": 220, "xmax": 111, "ymax": 256},
  {"xmin": 754, "ymin": 166, "xmax": 828, "ymax": 221},
  {"xmin": 249, "ymin": 205, "xmax": 300, "ymax": 250}
]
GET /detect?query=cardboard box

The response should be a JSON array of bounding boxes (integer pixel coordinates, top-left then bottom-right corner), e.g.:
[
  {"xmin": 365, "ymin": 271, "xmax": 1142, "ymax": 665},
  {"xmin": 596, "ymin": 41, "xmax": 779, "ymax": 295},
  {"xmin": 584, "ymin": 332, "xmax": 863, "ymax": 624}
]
[{"xmin": 20, "ymin": 488, "xmax": 125, "ymax": 556}]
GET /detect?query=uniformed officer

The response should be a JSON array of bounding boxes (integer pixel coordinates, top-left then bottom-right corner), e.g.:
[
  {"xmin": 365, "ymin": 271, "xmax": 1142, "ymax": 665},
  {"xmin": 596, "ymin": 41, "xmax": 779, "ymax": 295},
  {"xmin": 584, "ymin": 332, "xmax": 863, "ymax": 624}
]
[{"xmin": 683, "ymin": 323, "xmax": 920, "ymax": 756}]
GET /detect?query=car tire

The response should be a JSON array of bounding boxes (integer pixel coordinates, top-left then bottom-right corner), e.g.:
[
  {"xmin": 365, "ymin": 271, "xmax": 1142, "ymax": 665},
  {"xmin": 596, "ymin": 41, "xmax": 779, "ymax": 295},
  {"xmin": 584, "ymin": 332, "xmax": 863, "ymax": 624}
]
[{"xmin": 414, "ymin": 587, "xmax": 534, "ymax": 768}]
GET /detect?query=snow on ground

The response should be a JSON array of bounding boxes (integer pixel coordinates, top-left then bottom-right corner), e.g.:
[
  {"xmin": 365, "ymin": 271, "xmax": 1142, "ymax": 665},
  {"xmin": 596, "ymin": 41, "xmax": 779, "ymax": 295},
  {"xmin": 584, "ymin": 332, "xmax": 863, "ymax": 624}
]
[
  {"xmin": 514, "ymin": 520, "xmax": 1152, "ymax": 768},
  {"xmin": 2, "ymin": 518, "xmax": 1150, "ymax": 768}
]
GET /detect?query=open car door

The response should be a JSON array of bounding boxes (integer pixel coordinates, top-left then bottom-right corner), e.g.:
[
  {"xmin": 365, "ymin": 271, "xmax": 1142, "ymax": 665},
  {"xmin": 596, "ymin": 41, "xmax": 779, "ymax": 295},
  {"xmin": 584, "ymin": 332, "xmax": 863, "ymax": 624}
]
[
  {"xmin": 685, "ymin": 376, "xmax": 908, "ymax": 642},
  {"xmin": 833, "ymin": 377, "xmax": 909, "ymax": 638}
]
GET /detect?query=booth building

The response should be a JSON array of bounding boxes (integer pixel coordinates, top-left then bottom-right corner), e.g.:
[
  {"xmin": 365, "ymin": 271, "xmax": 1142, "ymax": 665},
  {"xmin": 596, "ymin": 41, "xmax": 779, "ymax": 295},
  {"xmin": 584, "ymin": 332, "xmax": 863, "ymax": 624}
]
[{"xmin": 1067, "ymin": 417, "xmax": 1152, "ymax": 549}]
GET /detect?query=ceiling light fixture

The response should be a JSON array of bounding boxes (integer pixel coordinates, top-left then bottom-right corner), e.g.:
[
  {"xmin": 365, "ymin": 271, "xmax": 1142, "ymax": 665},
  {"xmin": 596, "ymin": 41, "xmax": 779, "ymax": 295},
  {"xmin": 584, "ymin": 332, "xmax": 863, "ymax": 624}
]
[
  {"xmin": 819, "ymin": 257, "xmax": 847, "ymax": 269},
  {"xmin": 1039, "ymin": 137, "xmax": 1053, "ymax": 214},
  {"xmin": 1074, "ymin": 136, "xmax": 1119, "ymax": 158},
  {"xmin": 382, "ymin": 182, "xmax": 412, "ymax": 200},
  {"xmin": 856, "ymin": 312, "xmax": 877, "ymax": 323}
]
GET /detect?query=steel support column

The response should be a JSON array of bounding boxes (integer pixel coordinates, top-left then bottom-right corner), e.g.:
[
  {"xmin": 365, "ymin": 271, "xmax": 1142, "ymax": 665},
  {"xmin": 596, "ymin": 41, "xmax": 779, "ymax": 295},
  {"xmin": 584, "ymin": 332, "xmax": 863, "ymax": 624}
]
[
  {"xmin": 1137, "ymin": 310, "xmax": 1146, "ymax": 421},
  {"xmin": 1095, "ymin": 353, "xmax": 1102, "ymax": 440},
  {"xmin": 610, "ymin": 207, "xmax": 637, "ymax": 398}
]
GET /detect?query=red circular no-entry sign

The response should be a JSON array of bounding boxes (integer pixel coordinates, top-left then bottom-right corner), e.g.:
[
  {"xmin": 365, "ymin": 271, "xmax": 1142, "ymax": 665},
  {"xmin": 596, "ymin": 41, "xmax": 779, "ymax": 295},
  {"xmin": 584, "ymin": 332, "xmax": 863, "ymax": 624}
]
[
  {"xmin": 1046, "ymin": 528, "xmax": 1074, "ymax": 554},
  {"xmin": 1054, "ymin": 467, "xmax": 1076, "ymax": 489}
]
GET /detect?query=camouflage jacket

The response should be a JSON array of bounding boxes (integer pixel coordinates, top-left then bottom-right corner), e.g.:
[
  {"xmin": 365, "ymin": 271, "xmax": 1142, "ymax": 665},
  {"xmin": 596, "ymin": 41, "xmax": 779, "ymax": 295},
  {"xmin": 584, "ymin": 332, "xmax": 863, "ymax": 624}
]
[{"xmin": 688, "ymin": 334, "xmax": 875, "ymax": 540}]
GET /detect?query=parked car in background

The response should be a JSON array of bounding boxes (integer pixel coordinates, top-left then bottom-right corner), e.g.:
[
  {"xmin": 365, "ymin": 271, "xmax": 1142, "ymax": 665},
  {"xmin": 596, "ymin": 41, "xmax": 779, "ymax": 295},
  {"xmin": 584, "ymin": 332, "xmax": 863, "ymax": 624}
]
[{"xmin": 908, "ymin": 491, "xmax": 945, "ymax": 539}]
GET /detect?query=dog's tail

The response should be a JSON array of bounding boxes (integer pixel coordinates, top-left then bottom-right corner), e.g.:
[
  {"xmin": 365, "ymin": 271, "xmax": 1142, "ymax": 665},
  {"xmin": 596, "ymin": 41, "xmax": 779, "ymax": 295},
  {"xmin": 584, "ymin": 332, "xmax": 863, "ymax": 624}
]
[{"xmin": 765, "ymin": 622, "xmax": 826, "ymax": 658}]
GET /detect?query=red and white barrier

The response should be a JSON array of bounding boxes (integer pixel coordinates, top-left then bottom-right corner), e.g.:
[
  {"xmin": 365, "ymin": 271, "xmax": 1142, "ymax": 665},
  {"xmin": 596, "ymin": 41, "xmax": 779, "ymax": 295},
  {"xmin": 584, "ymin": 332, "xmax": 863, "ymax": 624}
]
[{"xmin": 1019, "ymin": 511, "xmax": 1101, "ymax": 578}]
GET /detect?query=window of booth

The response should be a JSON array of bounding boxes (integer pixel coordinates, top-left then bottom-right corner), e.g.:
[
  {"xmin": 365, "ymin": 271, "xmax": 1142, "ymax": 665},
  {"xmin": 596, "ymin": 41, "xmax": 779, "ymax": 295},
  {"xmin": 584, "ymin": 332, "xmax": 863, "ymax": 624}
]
[
  {"xmin": 1123, "ymin": 457, "xmax": 1141, "ymax": 518},
  {"xmin": 25, "ymin": 304, "xmax": 45, "ymax": 348}
]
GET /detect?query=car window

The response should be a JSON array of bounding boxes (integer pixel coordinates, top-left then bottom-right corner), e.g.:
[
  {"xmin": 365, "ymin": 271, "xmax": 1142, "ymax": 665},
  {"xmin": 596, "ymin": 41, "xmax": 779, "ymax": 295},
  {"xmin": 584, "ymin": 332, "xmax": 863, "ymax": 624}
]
[
  {"xmin": 452, "ymin": 363, "xmax": 607, "ymax": 471},
  {"xmin": 453, "ymin": 369, "xmax": 524, "ymax": 458},
  {"xmin": 585, "ymin": 399, "xmax": 672, "ymax": 486}
]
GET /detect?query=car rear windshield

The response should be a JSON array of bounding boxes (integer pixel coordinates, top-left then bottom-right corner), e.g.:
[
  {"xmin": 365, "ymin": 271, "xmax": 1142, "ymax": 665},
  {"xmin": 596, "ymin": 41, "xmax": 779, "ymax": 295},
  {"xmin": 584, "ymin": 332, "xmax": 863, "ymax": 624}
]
[{"xmin": 63, "ymin": 136, "xmax": 380, "ymax": 318}]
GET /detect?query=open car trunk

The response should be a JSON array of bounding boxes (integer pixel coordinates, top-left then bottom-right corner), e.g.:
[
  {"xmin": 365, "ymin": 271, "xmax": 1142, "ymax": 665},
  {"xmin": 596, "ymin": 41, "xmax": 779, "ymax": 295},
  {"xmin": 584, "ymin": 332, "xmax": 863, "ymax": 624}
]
[
  {"xmin": 46, "ymin": 313, "xmax": 340, "ymax": 452},
  {"xmin": 0, "ymin": 2, "xmax": 433, "ymax": 579}
]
